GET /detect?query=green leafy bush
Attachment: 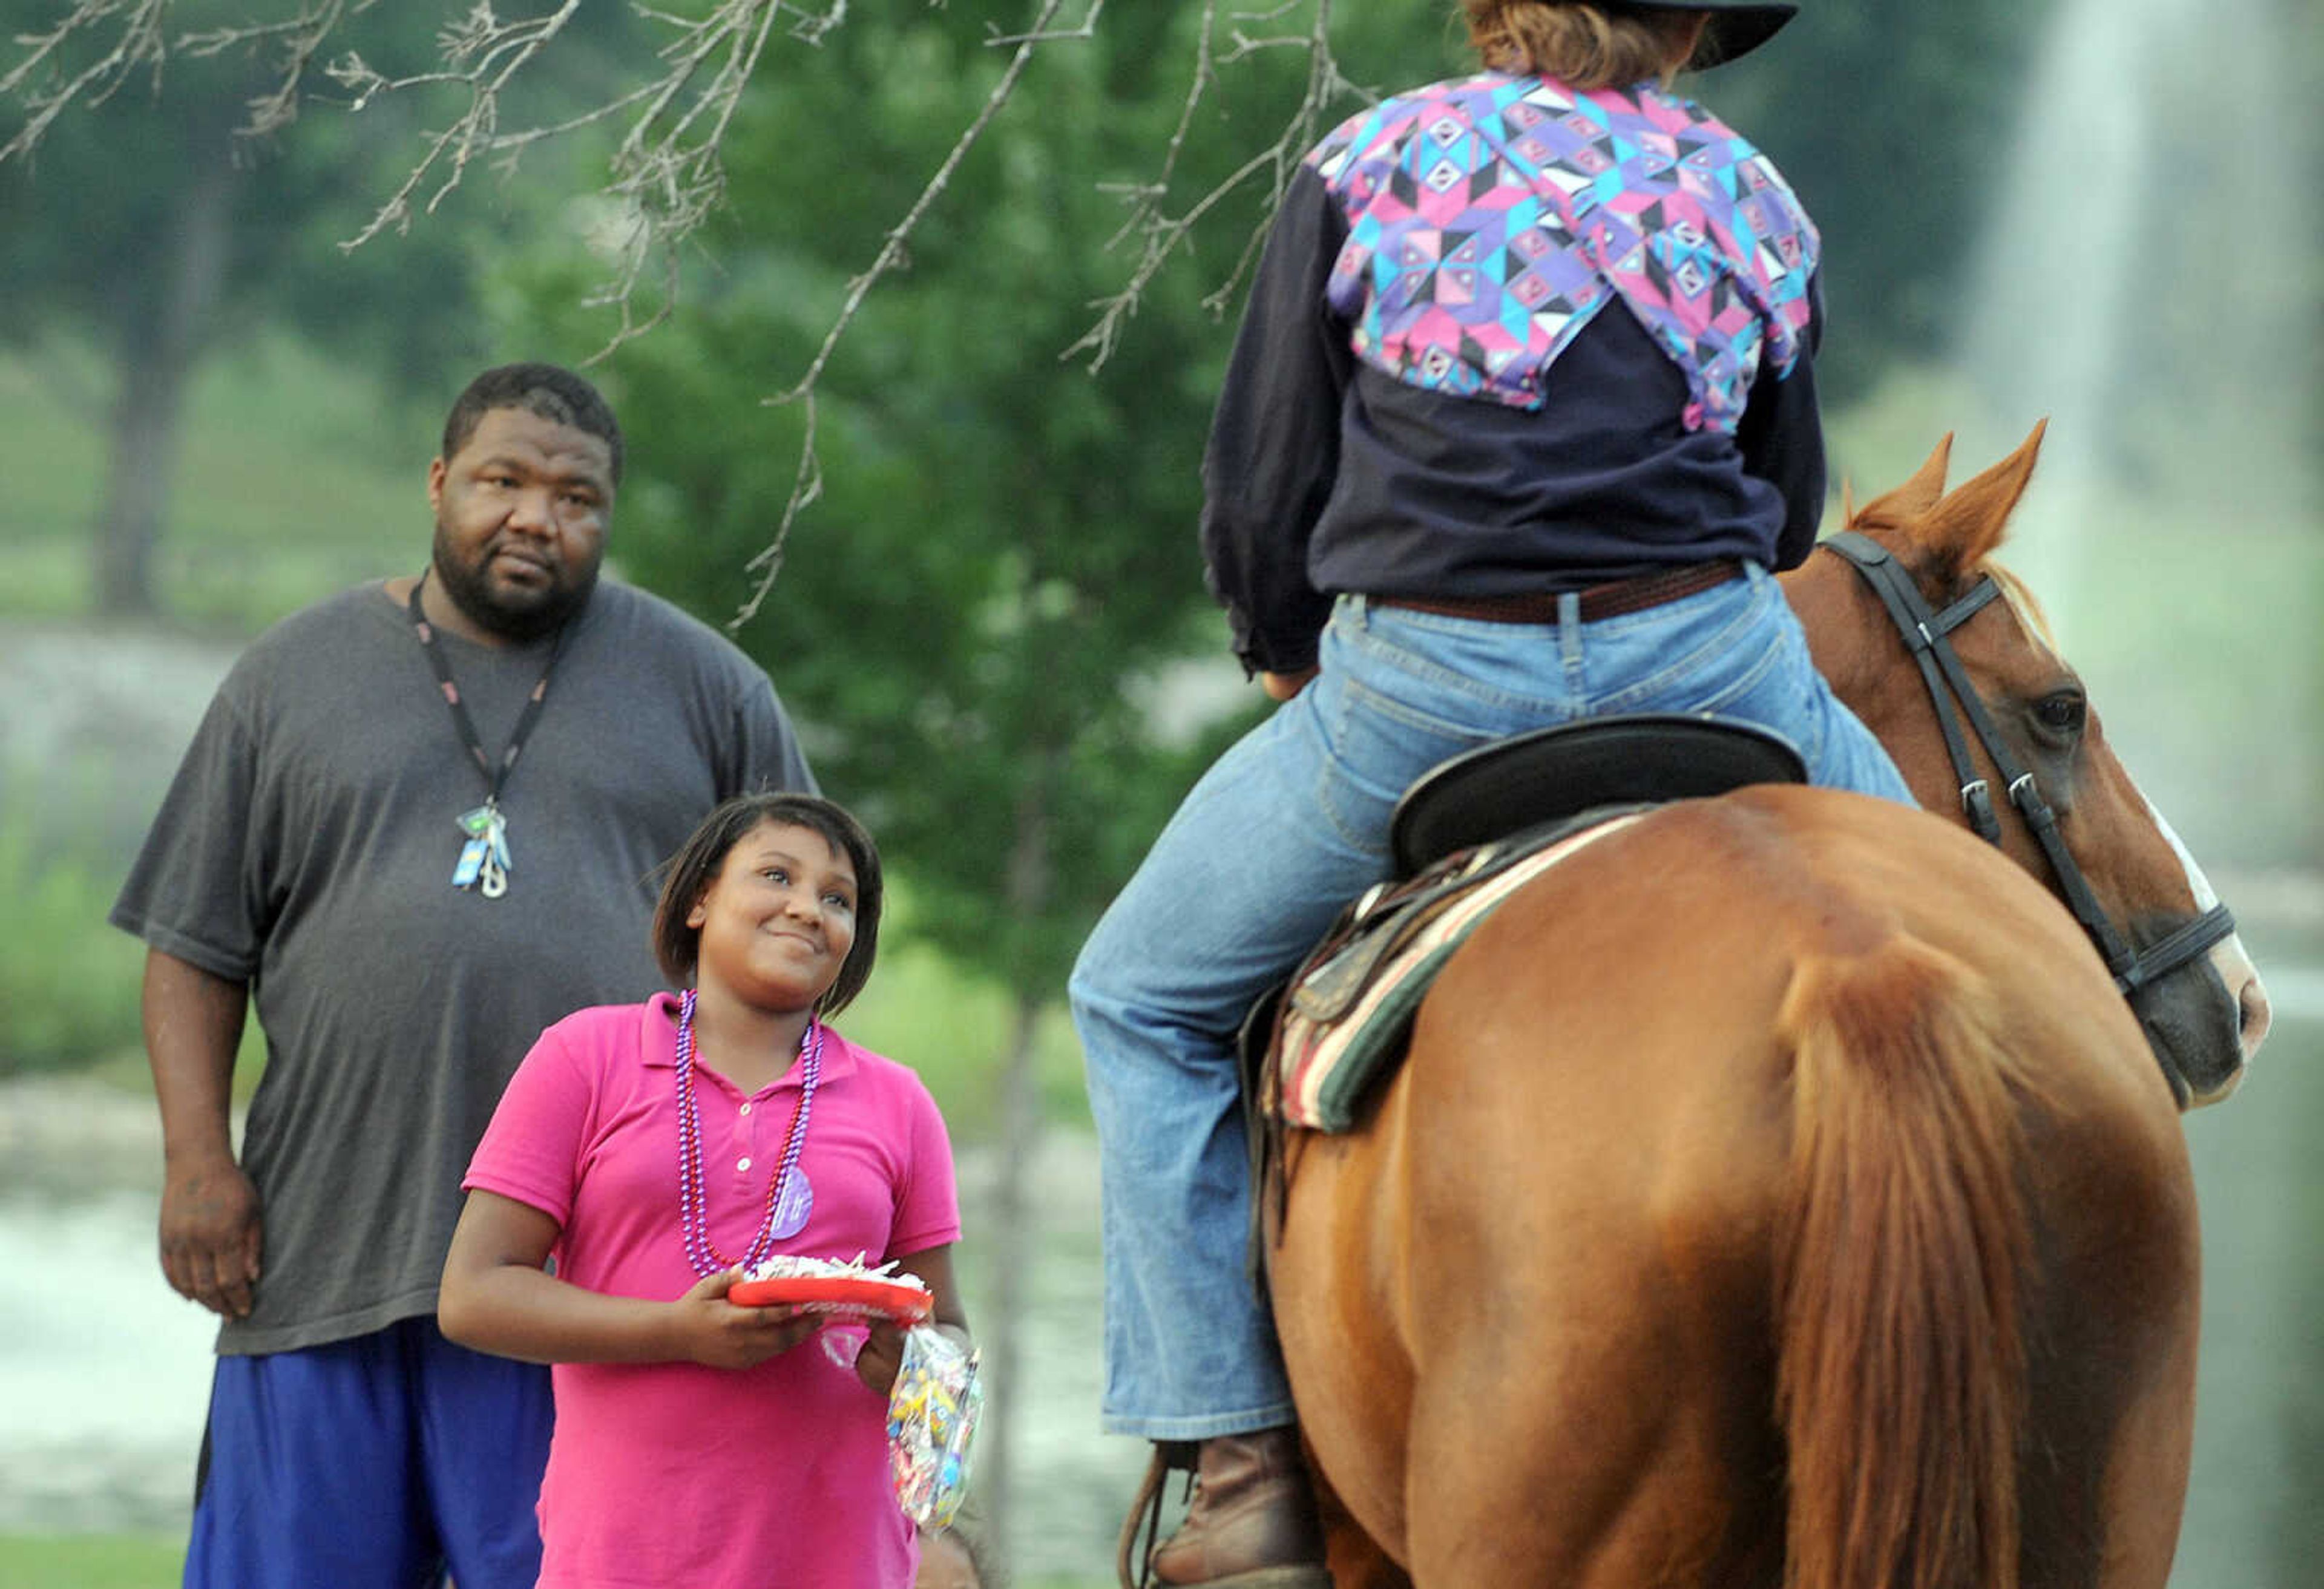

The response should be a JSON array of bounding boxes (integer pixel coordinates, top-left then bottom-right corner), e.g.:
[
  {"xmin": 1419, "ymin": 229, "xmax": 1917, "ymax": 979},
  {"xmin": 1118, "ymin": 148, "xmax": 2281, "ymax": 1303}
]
[{"xmin": 0, "ymin": 798, "xmax": 146, "ymax": 1075}]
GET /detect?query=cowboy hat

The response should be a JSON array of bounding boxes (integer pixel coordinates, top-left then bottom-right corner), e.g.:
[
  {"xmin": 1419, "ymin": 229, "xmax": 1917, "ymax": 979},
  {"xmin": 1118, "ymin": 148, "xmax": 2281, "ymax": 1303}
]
[{"xmin": 1619, "ymin": 1, "xmax": 1798, "ymax": 65}]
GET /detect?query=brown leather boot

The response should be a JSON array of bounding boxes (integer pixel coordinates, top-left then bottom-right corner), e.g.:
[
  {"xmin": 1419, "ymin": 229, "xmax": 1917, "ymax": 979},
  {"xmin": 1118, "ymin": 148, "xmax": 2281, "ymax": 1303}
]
[{"xmin": 1128, "ymin": 1426, "xmax": 1330, "ymax": 1588}]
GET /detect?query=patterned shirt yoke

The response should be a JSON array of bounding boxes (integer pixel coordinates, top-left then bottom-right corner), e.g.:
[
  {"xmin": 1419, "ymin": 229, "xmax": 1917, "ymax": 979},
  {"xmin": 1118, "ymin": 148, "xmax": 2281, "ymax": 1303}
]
[{"xmin": 1310, "ymin": 71, "xmax": 1819, "ymax": 432}]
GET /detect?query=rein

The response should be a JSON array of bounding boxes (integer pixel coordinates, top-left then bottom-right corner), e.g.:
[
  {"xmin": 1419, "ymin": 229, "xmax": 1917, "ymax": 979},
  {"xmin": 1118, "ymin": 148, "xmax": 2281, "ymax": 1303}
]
[{"xmin": 1822, "ymin": 531, "xmax": 2236, "ymax": 1006}]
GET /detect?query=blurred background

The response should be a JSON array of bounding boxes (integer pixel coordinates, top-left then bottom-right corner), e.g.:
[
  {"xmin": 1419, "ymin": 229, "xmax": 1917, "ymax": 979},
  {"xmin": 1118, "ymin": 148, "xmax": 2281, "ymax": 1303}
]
[{"xmin": 1, "ymin": 1, "xmax": 2317, "ymax": 1585}]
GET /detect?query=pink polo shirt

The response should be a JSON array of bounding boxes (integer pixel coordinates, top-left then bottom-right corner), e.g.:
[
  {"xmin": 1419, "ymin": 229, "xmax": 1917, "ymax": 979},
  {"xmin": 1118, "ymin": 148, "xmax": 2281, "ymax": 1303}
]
[{"xmin": 464, "ymin": 993, "xmax": 962, "ymax": 1589}]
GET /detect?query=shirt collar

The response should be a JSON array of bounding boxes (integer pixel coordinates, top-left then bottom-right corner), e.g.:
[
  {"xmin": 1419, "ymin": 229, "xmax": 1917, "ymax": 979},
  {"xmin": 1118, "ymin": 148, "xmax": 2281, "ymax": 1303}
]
[{"xmin": 640, "ymin": 989, "xmax": 860, "ymax": 1084}]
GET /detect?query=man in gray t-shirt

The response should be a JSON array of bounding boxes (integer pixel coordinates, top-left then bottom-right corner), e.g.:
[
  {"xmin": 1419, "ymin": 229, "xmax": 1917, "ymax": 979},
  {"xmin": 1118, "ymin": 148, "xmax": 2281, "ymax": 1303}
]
[{"xmin": 110, "ymin": 362, "xmax": 816, "ymax": 1589}]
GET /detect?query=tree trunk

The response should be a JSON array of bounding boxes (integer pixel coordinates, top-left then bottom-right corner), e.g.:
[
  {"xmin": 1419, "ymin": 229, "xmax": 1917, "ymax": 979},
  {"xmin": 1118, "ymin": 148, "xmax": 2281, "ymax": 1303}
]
[
  {"xmin": 980, "ymin": 984, "xmax": 1043, "ymax": 1570},
  {"xmin": 94, "ymin": 149, "xmax": 235, "ymax": 615},
  {"xmin": 979, "ymin": 756, "xmax": 1059, "ymax": 1569}
]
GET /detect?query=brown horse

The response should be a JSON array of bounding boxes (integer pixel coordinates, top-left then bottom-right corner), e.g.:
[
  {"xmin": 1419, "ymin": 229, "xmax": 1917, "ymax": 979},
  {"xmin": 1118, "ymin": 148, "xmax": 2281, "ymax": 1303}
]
[{"xmin": 1265, "ymin": 427, "xmax": 2272, "ymax": 1588}]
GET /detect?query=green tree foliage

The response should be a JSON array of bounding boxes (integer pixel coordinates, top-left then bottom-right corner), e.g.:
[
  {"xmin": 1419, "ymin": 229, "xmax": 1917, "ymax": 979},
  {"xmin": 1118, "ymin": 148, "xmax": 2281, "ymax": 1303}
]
[
  {"xmin": 533, "ymin": 4, "xmax": 1448, "ymax": 998},
  {"xmin": 0, "ymin": 0, "xmax": 649, "ymax": 612},
  {"xmin": 0, "ymin": 1, "xmax": 462, "ymax": 609},
  {"xmin": 1709, "ymin": 0, "xmax": 2035, "ymax": 401}
]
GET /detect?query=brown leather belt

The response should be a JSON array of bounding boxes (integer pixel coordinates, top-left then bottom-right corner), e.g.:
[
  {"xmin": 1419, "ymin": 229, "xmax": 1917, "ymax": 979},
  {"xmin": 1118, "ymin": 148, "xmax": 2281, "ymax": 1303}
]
[{"xmin": 1374, "ymin": 558, "xmax": 1744, "ymax": 625}]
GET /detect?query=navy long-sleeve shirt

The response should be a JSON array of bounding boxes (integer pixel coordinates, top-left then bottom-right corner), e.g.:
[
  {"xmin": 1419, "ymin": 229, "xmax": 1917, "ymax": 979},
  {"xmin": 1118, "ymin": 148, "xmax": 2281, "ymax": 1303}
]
[{"xmin": 1201, "ymin": 163, "xmax": 1828, "ymax": 675}]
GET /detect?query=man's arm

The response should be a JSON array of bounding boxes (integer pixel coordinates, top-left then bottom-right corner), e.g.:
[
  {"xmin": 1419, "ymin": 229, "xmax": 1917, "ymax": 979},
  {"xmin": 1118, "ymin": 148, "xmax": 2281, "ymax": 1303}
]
[{"xmin": 143, "ymin": 949, "xmax": 262, "ymax": 1318}]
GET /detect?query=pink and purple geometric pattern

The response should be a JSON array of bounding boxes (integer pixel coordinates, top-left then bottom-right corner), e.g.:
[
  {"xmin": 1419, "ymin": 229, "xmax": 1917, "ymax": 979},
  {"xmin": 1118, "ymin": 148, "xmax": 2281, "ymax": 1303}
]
[{"xmin": 1309, "ymin": 73, "xmax": 1818, "ymax": 433}]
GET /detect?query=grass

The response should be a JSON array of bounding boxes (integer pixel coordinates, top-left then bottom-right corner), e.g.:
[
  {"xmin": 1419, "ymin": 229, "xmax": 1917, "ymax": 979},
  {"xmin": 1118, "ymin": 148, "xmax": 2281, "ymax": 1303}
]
[
  {"xmin": 0, "ymin": 333, "xmax": 428, "ymax": 636},
  {"xmin": 0, "ymin": 1536, "xmax": 184, "ymax": 1588},
  {"xmin": 0, "ymin": 1535, "xmax": 1119, "ymax": 1588},
  {"xmin": 0, "ymin": 789, "xmax": 151, "ymax": 1073},
  {"xmin": 1, "ymin": 757, "xmax": 272, "ymax": 1089}
]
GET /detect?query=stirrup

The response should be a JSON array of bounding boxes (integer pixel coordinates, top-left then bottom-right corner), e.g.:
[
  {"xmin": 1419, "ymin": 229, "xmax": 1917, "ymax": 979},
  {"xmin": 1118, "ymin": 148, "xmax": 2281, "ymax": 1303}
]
[{"xmin": 1117, "ymin": 1441, "xmax": 1196, "ymax": 1589}]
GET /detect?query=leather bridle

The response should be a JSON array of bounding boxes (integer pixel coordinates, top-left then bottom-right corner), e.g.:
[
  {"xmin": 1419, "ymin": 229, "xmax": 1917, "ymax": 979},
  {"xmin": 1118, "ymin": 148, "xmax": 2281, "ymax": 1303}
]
[{"xmin": 1823, "ymin": 531, "xmax": 2236, "ymax": 1006}]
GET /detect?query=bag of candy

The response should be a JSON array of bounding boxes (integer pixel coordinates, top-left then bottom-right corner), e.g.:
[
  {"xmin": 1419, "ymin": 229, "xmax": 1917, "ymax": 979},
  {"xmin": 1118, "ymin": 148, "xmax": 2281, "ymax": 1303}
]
[{"xmin": 887, "ymin": 1325, "xmax": 982, "ymax": 1527}]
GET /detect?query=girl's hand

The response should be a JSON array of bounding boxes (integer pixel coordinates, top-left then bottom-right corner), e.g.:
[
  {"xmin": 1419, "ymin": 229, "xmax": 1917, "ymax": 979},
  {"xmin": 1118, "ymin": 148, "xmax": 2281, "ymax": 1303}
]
[
  {"xmin": 856, "ymin": 1319, "xmax": 973, "ymax": 1397},
  {"xmin": 677, "ymin": 1268, "xmax": 824, "ymax": 1369},
  {"xmin": 855, "ymin": 1317, "xmax": 907, "ymax": 1396}
]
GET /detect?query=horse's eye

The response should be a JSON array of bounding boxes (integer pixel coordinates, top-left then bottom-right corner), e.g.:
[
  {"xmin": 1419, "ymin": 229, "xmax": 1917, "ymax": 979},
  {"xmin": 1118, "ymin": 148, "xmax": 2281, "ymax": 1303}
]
[{"xmin": 2034, "ymin": 691, "xmax": 2087, "ymax": 738}]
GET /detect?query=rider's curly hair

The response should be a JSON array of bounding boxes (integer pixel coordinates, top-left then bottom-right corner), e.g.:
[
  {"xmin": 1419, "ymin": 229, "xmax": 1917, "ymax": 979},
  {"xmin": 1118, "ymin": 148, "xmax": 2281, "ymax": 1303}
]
[{"xmin": 1462, "ymin": 2, "xmax": 1709, "ymax": 90}]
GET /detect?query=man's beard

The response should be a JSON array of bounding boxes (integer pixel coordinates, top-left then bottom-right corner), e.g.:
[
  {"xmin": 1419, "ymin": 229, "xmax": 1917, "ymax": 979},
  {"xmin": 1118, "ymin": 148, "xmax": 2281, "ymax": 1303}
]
[{"xmin": 430, "ymin": 537, "xmax": 598, "ymax": 643}]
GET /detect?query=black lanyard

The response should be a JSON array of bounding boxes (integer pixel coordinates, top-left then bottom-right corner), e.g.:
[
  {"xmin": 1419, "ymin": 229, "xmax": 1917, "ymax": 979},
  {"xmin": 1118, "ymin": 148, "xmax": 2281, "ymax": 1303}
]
[{"xmin": 405, "ymin": 572, "xmax": 566, "ymax": 804}]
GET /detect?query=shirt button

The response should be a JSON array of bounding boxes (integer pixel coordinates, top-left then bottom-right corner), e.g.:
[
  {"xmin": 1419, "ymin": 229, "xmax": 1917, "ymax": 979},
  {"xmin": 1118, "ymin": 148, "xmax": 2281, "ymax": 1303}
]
[
  {"xmin": 737, "ymin": 1156, "xmax": 753, "ymax": 1172},
  {"xmin": 739, "ymin": 1102, "xmax": 753, "ymax": 1115}
]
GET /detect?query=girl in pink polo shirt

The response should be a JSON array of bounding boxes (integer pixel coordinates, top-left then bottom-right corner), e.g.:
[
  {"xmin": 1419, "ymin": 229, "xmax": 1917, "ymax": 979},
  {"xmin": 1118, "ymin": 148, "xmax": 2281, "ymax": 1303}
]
[{"xmin": 441, "ymin": 792, "xmax": 967, "ymax": 1588}]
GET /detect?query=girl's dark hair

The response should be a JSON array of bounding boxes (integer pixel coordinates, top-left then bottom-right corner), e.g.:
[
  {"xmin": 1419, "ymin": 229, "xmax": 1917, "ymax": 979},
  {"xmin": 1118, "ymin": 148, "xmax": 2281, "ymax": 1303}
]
[{"xmin": 652, "ymin": 792, "xmax": 885, "ymax": 1017}]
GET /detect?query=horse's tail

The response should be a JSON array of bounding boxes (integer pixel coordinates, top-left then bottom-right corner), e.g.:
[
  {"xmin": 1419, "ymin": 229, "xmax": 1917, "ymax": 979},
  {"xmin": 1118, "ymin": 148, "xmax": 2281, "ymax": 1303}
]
[{"xmin": 1773, "ymin": 934, "xmax": 2033, "ymax": 1589}]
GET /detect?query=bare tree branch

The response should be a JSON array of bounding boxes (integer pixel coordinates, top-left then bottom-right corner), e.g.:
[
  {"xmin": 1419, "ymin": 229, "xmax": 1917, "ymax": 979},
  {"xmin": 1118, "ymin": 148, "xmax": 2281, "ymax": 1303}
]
[
  {"xmin": 577, "ymin": 0, "xmax": 794, "ymax": 359},
  {"xmin": 1, "ymin": 0, "xmax": 170, "ymax": 165},
  {"xmin": 322, "ymin": 2, "xmax": 585, "ymax": 252},
  {"xmin": 180, "ymin": 0, "xmax": 378, "ymax": 137},
  {"xmin": 730, "ymin": 0, "xmax": 1072, "ymax": 629},
  {"xmin": 986, "ymin": 0, "xmax": 1099, "ymax": 48},
  {"xmin": 1063, "ymin": 0, "xmax": 1356, "ymax": 373},
  {"xmin": 732, "ymin": 385, "xmax": 820, "ymax": 628}
]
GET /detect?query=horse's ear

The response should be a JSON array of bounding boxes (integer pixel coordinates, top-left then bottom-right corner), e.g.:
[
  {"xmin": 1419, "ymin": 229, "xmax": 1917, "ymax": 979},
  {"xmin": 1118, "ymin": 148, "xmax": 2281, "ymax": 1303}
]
[
  {"xmin": 1851, "ymin": 433, "xmax": 1954, "ymax": 529},
  {"xmin": 1919, "ymin": 421, "xmax": 2047, "ymax": 578}
]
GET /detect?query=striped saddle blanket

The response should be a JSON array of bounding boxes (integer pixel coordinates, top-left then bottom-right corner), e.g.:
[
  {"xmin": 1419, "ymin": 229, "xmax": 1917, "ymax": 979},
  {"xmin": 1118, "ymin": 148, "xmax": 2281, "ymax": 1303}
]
[{"xmin": 1265, "ymin": 811, "xmax": 1644, "ymax": 1132}]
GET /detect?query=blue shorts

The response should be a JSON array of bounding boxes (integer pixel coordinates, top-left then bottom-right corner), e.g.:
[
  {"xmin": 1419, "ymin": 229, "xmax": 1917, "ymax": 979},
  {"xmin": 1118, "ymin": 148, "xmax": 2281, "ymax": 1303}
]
[{"xmin": 186, "ymin": 1317, "xmax": 552, "ymax": 1589}]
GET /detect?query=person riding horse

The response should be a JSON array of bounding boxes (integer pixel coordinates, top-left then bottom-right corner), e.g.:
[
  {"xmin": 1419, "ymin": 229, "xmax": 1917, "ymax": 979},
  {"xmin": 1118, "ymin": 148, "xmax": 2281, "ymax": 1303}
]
[{"xmin": 1069, "ymin": 3, "xmax": 1908, "ymax": 1582}]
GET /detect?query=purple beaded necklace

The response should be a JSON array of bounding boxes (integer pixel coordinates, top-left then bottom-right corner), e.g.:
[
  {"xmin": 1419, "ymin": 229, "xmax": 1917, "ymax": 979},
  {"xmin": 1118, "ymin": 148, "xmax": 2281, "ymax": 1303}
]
[{"xmin": 672, "ymin": 988, "xmax": 822, "ymax": 1277}]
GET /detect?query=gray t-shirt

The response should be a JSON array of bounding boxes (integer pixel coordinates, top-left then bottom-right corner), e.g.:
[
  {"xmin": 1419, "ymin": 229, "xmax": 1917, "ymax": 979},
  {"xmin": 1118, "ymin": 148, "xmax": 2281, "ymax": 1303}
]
[{"xmin": 111, "ymin": 577, "xmax": 817, "ymax": 1353}]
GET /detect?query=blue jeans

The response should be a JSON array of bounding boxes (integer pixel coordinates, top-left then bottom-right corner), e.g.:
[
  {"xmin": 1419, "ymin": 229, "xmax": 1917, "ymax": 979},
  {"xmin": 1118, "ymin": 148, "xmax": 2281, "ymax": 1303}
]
[{"xmin": 1069, "ymin": 567, "xmax": 1912, "ymax": 1438}]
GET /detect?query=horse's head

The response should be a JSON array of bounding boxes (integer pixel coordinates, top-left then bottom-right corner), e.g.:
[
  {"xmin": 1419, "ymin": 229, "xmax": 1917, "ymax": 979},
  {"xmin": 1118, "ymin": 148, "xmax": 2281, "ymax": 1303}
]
[{"xmin": 1784, "ymin": 422, "xmax": 2268, "ymax": 1107}]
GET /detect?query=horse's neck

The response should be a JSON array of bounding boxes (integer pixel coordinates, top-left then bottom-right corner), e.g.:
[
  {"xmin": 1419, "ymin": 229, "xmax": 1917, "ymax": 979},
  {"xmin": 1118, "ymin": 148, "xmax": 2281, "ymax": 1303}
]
[{"xmin": 1779, "ymin": 556, "xmax": 1935, "ymax": 807}]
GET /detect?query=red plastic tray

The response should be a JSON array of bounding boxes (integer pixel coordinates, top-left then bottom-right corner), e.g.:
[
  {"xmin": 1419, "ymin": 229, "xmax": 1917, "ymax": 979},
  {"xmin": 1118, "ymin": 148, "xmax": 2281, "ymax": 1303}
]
[{"xmin": 728, "ymin": 1273, "xmax": 934, "ymax": 1323}]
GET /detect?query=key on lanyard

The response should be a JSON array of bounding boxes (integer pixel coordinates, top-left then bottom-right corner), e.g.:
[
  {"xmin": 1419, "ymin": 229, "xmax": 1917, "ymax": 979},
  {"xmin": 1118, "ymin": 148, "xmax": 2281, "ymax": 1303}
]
[{"xmin": 453, "ymin": 802, "xmax": 513, "ymax": 898}]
